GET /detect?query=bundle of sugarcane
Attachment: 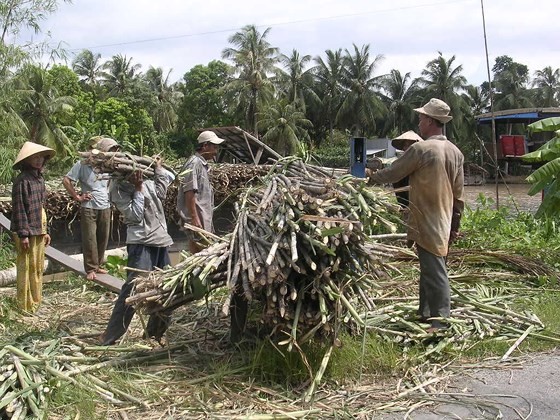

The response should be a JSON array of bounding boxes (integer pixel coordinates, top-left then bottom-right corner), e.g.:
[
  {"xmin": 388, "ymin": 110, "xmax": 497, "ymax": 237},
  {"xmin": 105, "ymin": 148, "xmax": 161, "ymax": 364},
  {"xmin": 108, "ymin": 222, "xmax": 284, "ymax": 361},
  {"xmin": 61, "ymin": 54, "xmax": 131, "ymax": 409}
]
[
  {"xmin": 128, "ymin": 158, "xmax": 407, "ymax": 341},
  {"xmin": 0, "ymin": 337, "xmax": 186, "ymax": 417},
  {"xmin": 210, "ymin": 163, "xmax": 271, "ymax": 202},
  {"xmin": 79, "ymin": 150, "xmax": 174, "ymax": 179}
]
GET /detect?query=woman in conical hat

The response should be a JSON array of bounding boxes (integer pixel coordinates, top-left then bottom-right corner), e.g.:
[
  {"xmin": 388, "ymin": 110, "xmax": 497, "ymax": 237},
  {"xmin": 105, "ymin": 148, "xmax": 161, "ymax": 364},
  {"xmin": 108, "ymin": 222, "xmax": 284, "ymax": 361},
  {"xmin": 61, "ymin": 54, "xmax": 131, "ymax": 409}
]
[
  {"xmin": 390, "ymin": 131, "xmax": 423, "ymax": 209},
  {"xmin": 11, "ymin": 141, "xmax": 56, "ymax": 312}
]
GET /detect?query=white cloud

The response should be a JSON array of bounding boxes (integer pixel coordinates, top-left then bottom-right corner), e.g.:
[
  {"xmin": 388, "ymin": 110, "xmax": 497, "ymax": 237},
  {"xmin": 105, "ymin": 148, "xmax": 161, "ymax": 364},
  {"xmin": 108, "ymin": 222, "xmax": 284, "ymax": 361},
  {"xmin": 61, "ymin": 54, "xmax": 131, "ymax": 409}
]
[{"xmin": 24, "ymin": 0, "xmax": 559, "ymax": 85}]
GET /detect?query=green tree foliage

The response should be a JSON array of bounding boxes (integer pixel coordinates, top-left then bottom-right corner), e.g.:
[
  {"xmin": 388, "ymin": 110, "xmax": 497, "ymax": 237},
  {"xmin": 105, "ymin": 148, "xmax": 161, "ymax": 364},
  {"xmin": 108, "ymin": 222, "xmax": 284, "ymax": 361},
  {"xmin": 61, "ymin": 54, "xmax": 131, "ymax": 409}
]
[
  {"xmin": 310, "ymin": 49, "xmax": 344, "ymax": 144},
  {"xmin": 258, "ymin": 99, "xmax": 312, "ymax": 156},
  {"xmin": 379, "ymin": 69, "xmax": 421, "ymax": 137},
  {"xmin": 276, "ymin": 49, "xmax": 318, "ymax": 113},
  {"xmin": 337, "ymin": 44, "xmax": 385, "ymax": 137},
  {"xmin": 144, "ymin": 66, "xmax": 181, "ymax": 133},
  {"xmin": 532, "ymin": 66, "xmax": 560, "ymax": 107},
  {"xmin": 0, "ymin": 0, "xmax": 70, "ymax": 183},
  {"xmin": 460, "ymin": 84, "xmax": 491, "ymax": 162},
  {"xmin": 72, "ymin": 49, "xmax": 103, "ymax": 91},
  {"xmin": 14, "ymin": 64, "xmax": 76, "ymax": 157},
  {"xmin": 101, "ymin": 54, "xmax": 142, "ymax": 97},
  {"xmin": 492, "ymin": 55, "xmax": 532, "ymax": 110},
  {"xmin": 178, "ymin": 60, "xmax": 233, "ymax": 131},
  {"xmin": 222, "ymin": 24, "xmax": 278, "ymax": 136},
  {"xmin": 419, "ymin": 52, "xmax": 467, "ymax": 146}
]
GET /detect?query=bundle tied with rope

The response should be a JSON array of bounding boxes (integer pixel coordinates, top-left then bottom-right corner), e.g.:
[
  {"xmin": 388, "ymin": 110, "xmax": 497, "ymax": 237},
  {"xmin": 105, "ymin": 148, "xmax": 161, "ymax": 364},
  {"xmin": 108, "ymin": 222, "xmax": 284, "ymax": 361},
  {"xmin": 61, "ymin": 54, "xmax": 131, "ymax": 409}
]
[{"xmin": 126, "ymin": 158, "xmax": 411, "ymax": 344}]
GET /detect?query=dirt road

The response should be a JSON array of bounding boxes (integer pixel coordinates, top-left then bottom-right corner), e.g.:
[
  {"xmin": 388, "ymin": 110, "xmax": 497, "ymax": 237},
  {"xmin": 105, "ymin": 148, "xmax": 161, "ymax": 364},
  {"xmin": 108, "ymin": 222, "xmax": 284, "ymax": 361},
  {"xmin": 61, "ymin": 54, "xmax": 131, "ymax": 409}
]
[{"xmin": 382, "ymin": 351, "xmax": 560, "ymax": 419}]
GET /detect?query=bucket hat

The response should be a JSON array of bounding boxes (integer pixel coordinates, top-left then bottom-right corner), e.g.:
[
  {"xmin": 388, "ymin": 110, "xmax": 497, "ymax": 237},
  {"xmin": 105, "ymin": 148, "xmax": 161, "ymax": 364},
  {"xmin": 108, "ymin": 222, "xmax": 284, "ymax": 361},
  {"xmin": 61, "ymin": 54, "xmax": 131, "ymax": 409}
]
[
  {"xmin": 392, "ymin": 130, "xmax": 423, "ymax": 151},
  {"xmin": 13, "ymin": 141, "xmax": 56, "ymax": 169},
  {"xmin": 92, "ymin": 136, "xmax": 120, "ymax": 152},
  {"xmin": 197, "ymin": 131, "xmax": 225, "ymax": 145},
  {"xmin": 414, "ymin": 98, "xmax": 453, "ymax": 123}
]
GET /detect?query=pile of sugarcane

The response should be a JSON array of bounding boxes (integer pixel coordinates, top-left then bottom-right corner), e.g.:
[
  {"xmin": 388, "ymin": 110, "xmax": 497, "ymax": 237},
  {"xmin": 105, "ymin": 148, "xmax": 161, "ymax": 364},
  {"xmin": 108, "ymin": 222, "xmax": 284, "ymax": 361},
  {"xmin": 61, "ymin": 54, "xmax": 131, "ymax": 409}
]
[
  {"xmin": 79, "ymin": 150, "xmax": 173, "ymax": 179},
  {"xmin": 210, "ymin": 163, "xmax": 272, "ymax": 202},
  {"xmin": 128, "ymin": 158, "xmax": 407, "ymax": 341},
  {"xmin": 0, "ymin": 338, "xmax": 161, "ymax": 418}
]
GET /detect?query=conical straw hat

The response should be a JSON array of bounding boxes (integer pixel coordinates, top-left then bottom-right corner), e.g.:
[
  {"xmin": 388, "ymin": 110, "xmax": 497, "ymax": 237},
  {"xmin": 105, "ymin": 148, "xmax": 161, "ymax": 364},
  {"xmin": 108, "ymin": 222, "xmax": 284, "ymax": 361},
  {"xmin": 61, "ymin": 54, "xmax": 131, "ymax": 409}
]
[
  {"xmin": 13, "ymin": 141, "xmax": 56, "ymax": 169},
  {"xmin": 392, "ymin": 130, "xmax": 423, "ymax": 150}
]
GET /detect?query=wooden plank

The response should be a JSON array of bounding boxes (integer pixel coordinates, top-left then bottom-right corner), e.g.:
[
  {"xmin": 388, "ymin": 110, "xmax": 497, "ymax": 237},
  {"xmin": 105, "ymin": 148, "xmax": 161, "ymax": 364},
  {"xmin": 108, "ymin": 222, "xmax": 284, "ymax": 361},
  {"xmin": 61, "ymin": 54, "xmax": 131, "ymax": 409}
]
[{"xmin": 0, "ymin": 212, "xmax": 123, "ymax": 292}]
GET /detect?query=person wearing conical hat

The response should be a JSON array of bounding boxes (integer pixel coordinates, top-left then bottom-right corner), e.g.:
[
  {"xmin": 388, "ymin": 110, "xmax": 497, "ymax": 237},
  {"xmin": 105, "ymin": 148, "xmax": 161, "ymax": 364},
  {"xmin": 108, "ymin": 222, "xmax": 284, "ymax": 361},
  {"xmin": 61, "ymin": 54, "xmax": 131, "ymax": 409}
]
[
  {"xmin": 368, "ymin": 98, "xmax": 464, "ymax": 333},
  {"xmin": 391, "ymin": 131, "xmax": 424, "ymax": 208},
  {"xmin": 63, "ymin": 136, "xmax": 120, "ymax": 281},
  {"xmin": 11, "ymin": 141, "xmax": 56, "ymax": 312}
]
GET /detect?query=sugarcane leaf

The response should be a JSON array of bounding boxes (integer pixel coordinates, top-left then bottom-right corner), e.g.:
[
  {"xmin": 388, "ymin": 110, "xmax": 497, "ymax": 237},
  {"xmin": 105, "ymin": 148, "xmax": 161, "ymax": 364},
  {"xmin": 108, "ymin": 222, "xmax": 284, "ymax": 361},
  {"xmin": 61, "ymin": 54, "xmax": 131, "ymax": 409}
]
[{"xmin": 320, "ymin": 227, "xmax": 344, "ymax": 237}]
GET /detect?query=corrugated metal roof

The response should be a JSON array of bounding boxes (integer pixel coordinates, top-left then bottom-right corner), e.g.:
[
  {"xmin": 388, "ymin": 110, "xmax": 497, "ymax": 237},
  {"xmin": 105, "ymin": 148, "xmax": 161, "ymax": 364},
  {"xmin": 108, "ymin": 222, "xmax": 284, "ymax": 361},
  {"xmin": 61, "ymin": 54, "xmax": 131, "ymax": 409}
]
[{"xmin": 476, "ymin": 108, "xmax": 560, "ymax": 124}]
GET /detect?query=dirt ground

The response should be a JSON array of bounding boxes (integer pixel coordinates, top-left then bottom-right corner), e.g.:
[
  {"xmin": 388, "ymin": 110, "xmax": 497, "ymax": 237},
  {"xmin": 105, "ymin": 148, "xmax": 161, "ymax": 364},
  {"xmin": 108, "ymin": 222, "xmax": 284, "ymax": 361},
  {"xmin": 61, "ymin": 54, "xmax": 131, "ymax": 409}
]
[{"xmin": 380, "ymin": 351, "xmax": 560, "ymax": 419}]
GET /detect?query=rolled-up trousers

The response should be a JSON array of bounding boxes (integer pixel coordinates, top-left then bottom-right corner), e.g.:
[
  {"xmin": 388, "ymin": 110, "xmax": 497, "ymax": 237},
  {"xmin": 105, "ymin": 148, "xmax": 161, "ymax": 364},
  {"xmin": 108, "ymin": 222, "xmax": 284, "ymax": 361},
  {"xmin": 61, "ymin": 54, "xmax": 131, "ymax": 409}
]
[{"xmin": 102, "ymin": 244, "xmax": 171, "ymax": 344}]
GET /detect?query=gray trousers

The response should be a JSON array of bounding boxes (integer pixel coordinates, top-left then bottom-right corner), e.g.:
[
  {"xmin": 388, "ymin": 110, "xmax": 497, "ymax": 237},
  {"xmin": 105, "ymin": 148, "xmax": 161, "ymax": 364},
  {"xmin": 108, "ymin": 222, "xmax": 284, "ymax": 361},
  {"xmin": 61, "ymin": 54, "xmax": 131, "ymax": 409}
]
[
  {"xmin": 417, "ymin": 245, "xmax": 450, "ymax": 328},
  {"xmin": 80, "ymin": 207, "xmax": 111, "ymax": 273}
]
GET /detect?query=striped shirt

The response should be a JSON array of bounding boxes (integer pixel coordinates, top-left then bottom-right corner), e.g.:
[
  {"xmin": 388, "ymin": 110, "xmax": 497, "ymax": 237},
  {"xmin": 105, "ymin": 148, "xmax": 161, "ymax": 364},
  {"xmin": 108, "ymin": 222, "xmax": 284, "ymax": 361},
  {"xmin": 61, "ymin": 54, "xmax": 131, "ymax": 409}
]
[{"xmin": 11, "ymin": 170, "xmax": 47, "ymax": 238}]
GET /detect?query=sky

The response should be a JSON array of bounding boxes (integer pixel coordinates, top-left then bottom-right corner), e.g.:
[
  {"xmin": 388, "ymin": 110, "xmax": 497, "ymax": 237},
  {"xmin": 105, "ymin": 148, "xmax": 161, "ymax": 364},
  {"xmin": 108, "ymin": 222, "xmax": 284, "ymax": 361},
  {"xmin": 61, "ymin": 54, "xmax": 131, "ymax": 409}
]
[{"xmin": 23, "ymin": 0, "xmax": 560, "ymax": 86}]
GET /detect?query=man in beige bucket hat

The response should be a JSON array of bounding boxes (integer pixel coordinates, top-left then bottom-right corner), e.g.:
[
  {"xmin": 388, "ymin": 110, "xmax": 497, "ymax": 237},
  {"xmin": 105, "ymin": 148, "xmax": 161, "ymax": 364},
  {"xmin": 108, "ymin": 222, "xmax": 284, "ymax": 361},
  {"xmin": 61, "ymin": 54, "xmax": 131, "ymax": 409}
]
[
  {"xmin": 63, "ymin": 136, "xmax": 120, "ymax": 280},
  {"xmin": 11, "ymin": 141, "xmax": 56, "ymax": 312},
  {"xmin": 368, "ymin": 98, "xmax": 464, "ymax": 332}
]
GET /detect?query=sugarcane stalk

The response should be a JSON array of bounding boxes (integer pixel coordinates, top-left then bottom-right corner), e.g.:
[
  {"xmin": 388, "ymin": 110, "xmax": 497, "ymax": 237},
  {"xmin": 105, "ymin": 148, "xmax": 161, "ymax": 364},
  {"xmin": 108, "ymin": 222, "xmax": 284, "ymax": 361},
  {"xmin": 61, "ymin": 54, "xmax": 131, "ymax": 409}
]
[{"xmin": 303, "ymin": 345, "xmax": 333, "ymax": 403}]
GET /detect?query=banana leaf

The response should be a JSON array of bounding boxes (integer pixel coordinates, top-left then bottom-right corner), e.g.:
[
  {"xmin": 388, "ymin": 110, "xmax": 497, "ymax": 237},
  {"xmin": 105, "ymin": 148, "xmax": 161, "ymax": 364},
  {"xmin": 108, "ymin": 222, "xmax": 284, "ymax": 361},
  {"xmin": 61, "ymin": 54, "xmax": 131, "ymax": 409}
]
[
  {"xmin": 527, "ymin": 117, "xmax": 560, "ymax": 133},
  {"xmin": 536, "ymin": 186, "xmax": 560, "ymax": 218},
  {"xmin": 522, "ymin": 136, "xmax": 560, "ymax": 162},
  {"xmin": 526, "ymin": 158, "xmax": 560, "ymax": 184}
]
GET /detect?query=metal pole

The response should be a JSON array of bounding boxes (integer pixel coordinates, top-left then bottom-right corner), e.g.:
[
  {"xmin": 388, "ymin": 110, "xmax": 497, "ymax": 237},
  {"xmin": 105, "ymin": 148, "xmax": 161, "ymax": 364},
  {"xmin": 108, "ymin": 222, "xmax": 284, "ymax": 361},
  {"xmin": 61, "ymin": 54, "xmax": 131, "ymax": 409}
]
[{"xmin": 480, "ymin": 0, "xmax": 499, "ymax": 208}]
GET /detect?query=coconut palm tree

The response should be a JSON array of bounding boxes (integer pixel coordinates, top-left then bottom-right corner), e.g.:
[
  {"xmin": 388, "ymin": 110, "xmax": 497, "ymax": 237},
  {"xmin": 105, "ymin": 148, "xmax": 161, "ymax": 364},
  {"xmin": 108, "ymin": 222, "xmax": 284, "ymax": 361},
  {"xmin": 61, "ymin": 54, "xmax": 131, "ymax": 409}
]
[
  {"xmin": 532, "ymin": 66, "xmax": 560, "ymax": 107},
  {"xmin": 144, "ymin": 66, "xmax": 182, "ymax": 133},
  {"xmin": 102, "ymin": 54, "xmax": 142, "ymax": 96},
  {"xmin": 379, "ymin": 69, "xmax": 421, "ymax": 137},
  {"xmin": 337, "ymin": 44, "xmax": 385, "ymax": 136},
  {"xmin": 14, "ymin": 64, "xmax": 76, "ymax": 156},
  {"xmin": 419, "ymin": 52, "xmax": 468, "ymax": 142},
  {"xmin": 491, "ymin": 56, "xmax": 532, "ymax": 110},
  {"xmin": 258, "ymin": 99, "xmax": 312, "ymax": 156},
  {"xmin": 419, "ymin": 52, "xmax": 466, "ymax": 109},
  {"xmin": 311, "ymin": 49, "xmax": 344, "ymax": 143},
  {"xmin": 72, "ymin": 49, "xmax": 103, "ymax": 90},
  {"xmin": 221, "ymin": 24, "xmax": 279, "ymax": 136},
  {"xmin": 276, "ymin": 49, "xmax": 318, "ymax": 112}
]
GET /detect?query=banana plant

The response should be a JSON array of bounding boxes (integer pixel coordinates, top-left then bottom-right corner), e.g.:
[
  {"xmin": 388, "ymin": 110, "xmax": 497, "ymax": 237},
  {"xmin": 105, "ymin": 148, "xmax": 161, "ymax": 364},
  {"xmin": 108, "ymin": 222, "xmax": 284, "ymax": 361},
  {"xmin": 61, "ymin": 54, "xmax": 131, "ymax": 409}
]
[{"xmin": 522, "ymin": 117, "xmax": 560, "ymax": 217}]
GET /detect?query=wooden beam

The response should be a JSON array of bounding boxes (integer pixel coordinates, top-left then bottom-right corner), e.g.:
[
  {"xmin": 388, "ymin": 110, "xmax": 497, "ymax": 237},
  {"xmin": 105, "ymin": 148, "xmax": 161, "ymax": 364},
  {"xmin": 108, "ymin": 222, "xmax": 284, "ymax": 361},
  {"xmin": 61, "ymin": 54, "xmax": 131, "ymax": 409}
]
[
  {"xmin": 0, "ymin": 213, "xmax": 123, "ymax": 292},
  {"xmin": 242, "ymin": 132, "xmax": 257, "ymax": 164}
]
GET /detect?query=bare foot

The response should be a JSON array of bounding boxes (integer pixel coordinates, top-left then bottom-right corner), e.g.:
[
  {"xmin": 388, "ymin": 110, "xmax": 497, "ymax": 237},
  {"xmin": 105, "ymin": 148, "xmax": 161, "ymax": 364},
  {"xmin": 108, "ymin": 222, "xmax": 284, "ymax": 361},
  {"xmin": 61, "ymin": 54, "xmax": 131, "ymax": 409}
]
[
  {"xmin": 96, "ymin": 268, "xmax": 108, "ymax": 274},
  {"xmin": 86, "ymin": 271, "xmax": 97, "ymax": 280}
]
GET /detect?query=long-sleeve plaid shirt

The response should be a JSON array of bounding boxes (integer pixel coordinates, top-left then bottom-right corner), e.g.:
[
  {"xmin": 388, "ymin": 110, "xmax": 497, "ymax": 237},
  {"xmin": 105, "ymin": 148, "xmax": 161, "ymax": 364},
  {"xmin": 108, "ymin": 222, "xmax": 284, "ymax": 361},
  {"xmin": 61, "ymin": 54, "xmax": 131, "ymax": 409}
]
[{"xmin": 11, "ymin": 170, "xmax": 47, "ymax": 238}]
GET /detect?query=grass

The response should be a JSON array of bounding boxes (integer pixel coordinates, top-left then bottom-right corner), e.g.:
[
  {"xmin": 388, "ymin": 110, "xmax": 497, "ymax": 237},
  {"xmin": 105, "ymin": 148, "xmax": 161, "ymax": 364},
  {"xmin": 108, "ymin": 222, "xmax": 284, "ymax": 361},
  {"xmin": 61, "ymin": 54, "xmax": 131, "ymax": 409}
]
[
  {"xmin": 45, "ymin": 381, "xmax": 99, "ymax": 419},
  {"xmin": 0, "ymin": 230, "xmax": 16, "ymax": 270}
]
